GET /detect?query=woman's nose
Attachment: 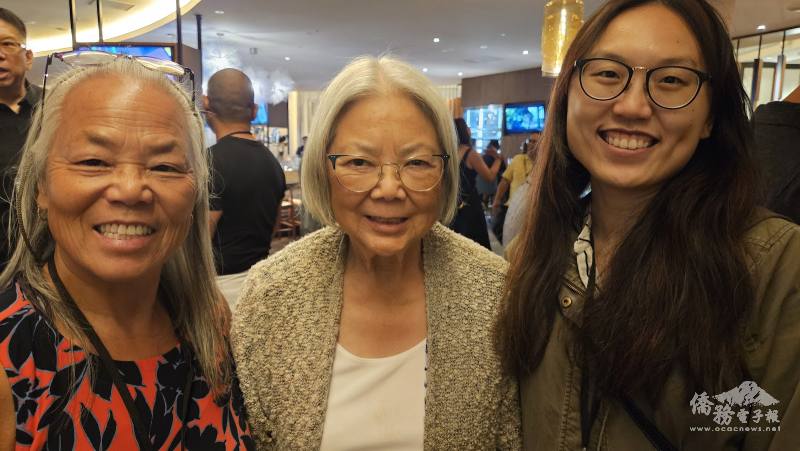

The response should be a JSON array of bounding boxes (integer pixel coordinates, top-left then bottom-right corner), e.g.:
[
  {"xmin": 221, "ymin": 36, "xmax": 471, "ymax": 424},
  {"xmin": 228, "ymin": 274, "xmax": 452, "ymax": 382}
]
[
  {"xmin": 105, "ymin": 165, "xmax": 154, "ymax": 205},
  {"xmin": 612, "ymin": 73, "xmax": 654, "ymax": 120},
  {"xmin": 370, "ymin": 163, "xmax": 406, "ymax": 200}
]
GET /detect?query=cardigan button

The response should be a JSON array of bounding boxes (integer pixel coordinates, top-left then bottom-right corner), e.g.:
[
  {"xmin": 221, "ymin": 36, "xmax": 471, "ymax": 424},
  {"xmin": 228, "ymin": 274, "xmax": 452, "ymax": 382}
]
[{"xmin": 560, "ymin": 296, "xmax": 573, "ymax": 308}]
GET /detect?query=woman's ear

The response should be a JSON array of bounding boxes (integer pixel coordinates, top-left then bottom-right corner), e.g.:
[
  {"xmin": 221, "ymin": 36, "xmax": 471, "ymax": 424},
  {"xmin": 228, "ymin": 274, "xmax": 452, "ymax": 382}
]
[
  {"xmin": 701, "ymin": 116, "xmax": 713, "ymax": 139},
  {"xmin": 36, "ymin": 184, "xmax": 48, "ymax": 211}
]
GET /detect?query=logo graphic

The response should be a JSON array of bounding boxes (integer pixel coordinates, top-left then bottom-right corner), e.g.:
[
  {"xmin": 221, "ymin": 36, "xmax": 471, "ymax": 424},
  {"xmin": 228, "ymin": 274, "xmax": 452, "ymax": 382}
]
[{"xmin": 690, "ymin": 381, "xmax": 781, "ymax": 429}]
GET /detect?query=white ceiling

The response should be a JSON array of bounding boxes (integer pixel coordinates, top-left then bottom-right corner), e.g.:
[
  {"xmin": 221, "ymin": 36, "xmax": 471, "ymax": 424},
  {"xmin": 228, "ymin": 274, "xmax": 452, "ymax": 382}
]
[{"xmin": 7, "ymin": 0, "xmax": 800, "ymax": 90}]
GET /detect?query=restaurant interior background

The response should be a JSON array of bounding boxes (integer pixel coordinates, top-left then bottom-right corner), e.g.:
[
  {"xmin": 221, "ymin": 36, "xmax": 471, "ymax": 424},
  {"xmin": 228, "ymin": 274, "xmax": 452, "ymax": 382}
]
[{"xmin": 6, "ymin": 0, "xmax": 800, "ymax": 181}]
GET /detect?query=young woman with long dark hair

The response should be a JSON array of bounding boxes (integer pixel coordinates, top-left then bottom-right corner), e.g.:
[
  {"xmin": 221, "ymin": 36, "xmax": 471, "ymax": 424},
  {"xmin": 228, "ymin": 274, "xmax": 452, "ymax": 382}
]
[{"xmin": 496, "ymin": 0, "xmax": 800, "ymax": 449}]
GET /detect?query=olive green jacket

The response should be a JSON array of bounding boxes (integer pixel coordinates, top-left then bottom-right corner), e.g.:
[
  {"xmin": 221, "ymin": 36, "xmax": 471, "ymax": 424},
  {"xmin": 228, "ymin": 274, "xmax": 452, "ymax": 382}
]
[
  {"xmin": 521, "ymin": 214, "xmax": 800, "ymax": 450},
  {"xmin": 232, "ymin": 223, "xmax": 522, "ymax": 450}
]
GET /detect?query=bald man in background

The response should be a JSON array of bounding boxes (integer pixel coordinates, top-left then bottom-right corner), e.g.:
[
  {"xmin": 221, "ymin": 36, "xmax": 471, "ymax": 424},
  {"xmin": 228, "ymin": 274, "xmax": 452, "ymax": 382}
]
[{"xmin": 204, "ymin": 68, "xmax": 285, "ymax": 307}]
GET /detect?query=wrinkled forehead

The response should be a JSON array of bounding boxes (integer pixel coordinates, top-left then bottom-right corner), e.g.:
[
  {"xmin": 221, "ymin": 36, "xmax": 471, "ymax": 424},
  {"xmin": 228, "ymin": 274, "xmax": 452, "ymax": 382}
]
[{"xmin": 54, "ymin": 72, "xmax": 195, "ymax": 156}]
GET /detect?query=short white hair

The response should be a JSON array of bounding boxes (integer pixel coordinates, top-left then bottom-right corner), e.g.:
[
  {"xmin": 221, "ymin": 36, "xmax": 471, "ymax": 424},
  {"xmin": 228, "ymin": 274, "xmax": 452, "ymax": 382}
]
[{"xmin": 300, "ymin": 55, "xmax": 459, "ymax": 226}]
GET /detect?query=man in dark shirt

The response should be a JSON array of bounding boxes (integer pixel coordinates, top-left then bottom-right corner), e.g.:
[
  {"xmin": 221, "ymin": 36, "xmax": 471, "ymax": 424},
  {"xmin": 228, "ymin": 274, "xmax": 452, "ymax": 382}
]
[
  {"xmin": 753, "ymin": 84, "xmax": 800, "ymax": 224},
  {"xmin": 204, "ymin": 68, "xmax": 286, "ymax": 307},
  {"xmin": 0, "ymin": 8, "xmax": 39, "ymax": 270}
]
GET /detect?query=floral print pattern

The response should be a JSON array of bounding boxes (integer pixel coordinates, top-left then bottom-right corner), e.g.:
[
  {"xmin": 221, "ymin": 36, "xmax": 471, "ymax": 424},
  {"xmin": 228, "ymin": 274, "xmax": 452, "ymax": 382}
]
[{"xmin": 0, "ymin": 283, "xmax": 254, "ymax": 450}]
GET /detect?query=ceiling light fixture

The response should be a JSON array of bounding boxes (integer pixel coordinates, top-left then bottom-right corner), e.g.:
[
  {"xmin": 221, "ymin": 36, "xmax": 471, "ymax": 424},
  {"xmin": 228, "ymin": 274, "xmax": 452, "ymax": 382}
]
[
  {"xmin": 480, "ymin": 45, "xmax": 488, "ymax": 49},
  {"xmin": 422, "ymin": 67, "xmax": 429, "ymax": 73},
  {"xmin": 541, "ymin": 0, "xmax": 584, "ymax": 77},
  {"xmin": 215, "ymin": 10, "xmax": 225, "ymax": 14},
  {"xmin": 433, "ymin": 37, "xmax": 440, "ymax": 43},
  {"xmin": 757, "ymin": 24, "xmax": 766, "ymax": 30},
  {"xmin": 284, "ymin": 56, "xmax": 291, "ymax": 61},
  {"xmin": 523, "ymin": 50, "xmax": 529, "ymax": 55},
  {"xmin": 458, "ymin": 72, "xmax": 463, "ymax": 76}
]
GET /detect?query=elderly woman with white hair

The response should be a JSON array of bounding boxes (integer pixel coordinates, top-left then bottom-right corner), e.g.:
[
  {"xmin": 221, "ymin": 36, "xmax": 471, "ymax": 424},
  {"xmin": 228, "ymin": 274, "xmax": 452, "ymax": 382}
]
[
  {"xmin": 0, "ymin": 55, "xmax": 252, "ymax": 449},
  {"xmin": 231, "ymin": 56, "xmax": 521, "ymax": 450}
]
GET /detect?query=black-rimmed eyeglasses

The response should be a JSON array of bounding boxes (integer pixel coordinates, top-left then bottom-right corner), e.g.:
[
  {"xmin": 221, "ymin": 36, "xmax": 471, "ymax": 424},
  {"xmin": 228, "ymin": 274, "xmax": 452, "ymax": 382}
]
[
  {"xmin": 41, "ymin": 50, "xmax": 196, "ymax": 112},
  {"xmin": 328, "ymin": 154, "xmax": 449, "ymax": 192},
  {"xmin": 575, "ymin": 57, "xmax": 711, "ymax": 110}
]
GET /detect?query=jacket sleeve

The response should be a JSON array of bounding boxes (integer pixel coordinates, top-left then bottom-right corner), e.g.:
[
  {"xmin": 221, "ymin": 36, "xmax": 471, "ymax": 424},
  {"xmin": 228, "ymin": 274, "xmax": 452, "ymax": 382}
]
[{"xmin": 743, "ymin": 221, "xmax": 800, "ymax": 451}]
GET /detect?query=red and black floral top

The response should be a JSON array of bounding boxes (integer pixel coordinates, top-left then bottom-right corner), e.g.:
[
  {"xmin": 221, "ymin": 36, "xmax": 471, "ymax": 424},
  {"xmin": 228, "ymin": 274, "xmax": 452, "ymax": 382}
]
[{"xmin": 0, "ymin": 283, "xmax": 254, "ymax": 450}]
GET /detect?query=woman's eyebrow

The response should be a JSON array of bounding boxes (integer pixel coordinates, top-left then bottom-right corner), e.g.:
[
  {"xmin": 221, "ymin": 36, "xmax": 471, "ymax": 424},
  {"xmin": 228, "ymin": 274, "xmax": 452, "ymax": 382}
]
[
  {"xmin": 398, "ymin": 143, "xmax": 439, "ymax": 157},
  {"xmin": 589, "ymin": 51, "xmax": 701, "ymax": 68}
]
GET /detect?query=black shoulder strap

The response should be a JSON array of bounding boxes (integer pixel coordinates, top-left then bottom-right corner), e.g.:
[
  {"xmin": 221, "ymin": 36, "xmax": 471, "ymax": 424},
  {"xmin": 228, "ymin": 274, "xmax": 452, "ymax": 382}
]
[{"xmin": 619, "ymin": 394, "xmax": 678, "ymax": 451}]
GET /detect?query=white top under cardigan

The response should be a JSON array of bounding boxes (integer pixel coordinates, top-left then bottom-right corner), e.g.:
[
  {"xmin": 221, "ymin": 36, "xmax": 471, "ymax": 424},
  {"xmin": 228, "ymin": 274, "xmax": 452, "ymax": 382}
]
[{"xmin": 320, "ymin": 340, "xmax": 427, "ymax": 451}]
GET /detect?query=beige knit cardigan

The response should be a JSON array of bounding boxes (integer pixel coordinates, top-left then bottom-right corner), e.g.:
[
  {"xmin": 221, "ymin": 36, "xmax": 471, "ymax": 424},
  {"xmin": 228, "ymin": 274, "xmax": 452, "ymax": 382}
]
[{"xmin": 231, "ymin": 222, "xmax": 522, "ymax": 450}]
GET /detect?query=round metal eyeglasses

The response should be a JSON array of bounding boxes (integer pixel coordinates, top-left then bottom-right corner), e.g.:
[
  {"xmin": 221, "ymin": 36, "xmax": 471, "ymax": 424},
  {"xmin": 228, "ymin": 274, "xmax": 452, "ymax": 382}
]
[
  {"xmin": 575, "ymin": 57, "xmax": 711, "ymax": 109},
  {"xmin": 328, "ymin": 154, "xmax": 449, "ymax": 192}
]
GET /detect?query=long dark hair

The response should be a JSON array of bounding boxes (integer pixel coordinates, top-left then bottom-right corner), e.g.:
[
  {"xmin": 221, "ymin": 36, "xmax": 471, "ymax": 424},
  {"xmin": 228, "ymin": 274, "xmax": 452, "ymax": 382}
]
[
  {"xmin": 454, "ymin": 117, "xmax": 471, "ymax": 146},
  {"xmin": 496, "ymin": 0, "xmax": 757, "ymax": 400}
]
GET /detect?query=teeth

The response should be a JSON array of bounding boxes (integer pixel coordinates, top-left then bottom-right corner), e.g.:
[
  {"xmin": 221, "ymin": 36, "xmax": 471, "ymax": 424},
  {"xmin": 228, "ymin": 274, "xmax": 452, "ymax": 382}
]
[
  {"xmin": 603, "ymin": 132, "xmax": 654, "ymax": 150},
  {"xmin": 98, "ymin": 223, "xmax": 154, "ymax": 239}
]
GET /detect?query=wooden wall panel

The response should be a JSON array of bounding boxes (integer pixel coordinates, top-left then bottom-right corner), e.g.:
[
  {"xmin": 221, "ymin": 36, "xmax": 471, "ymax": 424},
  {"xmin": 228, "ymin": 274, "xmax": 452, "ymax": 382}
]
[{"xmin": 268, "ymin": 101, "xmax": 289, "ymax": 128}]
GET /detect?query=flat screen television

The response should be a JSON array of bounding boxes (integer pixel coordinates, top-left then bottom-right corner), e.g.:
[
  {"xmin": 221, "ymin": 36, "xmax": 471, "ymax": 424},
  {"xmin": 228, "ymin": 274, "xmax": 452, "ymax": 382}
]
[
  {"xmin": 252, "ymin": 103, "xmax": 269, "ymax": 125},
  {"xmin": 504, "ymin": 102, "xmax": 546, "ymax": 134},
  {"xmin": 77, "ymin": 43, "xmax": 175, "ymax": 61}
]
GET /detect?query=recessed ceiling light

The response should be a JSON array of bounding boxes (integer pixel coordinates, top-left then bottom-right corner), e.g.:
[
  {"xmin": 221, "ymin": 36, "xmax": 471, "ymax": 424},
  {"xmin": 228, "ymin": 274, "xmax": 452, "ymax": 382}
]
[
  {"xmin": 500, "ymin": 33, "xmax": 506, "ymax": 37},
  {"xmin": 422, "ymin": 67, "xmax": 429, "ymax": 73},
  {"xmin": 284, "ymin": 56, "xmax": 291, "ymax": 61},
  {"xmin": 757, "ymin": 24, "xmax": 766, "ymax": 30},
  {"xmin": 433, "ymin": 37, "xmax": 440, "ymax": 43},
  {"xmin": 480, "ymin": 45, "xmax": 488, "ymax": 49},
  {"xmin": 214, "ymin": 10, "xmax": 225, "ymax": 14},
  {"xmin": 522, "ymin": 50, "xmax": 529, "ymax": 55},
  {"xmin": 458, "ymin": 71, "xmax": 463, "ymax": 76}
]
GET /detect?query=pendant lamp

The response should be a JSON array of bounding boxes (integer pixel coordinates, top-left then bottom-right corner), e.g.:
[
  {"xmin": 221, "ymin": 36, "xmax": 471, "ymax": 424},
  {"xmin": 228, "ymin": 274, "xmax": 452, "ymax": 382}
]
[{"xmin": 541, "ymin": 0, "xmax": 584, "ymax": 77}]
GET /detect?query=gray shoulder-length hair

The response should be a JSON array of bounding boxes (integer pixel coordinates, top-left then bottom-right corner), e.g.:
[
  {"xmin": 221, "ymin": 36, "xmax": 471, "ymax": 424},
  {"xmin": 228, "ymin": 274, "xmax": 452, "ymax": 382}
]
[
  {"xmin": 0, "ymin": 58, "xmax": 230, "ymax": 392},
  {"xmin": 301, "ymin": 55, "xmax": 460, "ymax": 226}
]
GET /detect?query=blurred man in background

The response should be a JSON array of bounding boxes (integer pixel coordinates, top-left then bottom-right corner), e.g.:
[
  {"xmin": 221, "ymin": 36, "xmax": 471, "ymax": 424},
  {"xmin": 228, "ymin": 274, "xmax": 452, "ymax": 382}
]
[
  {"xmin": 0, "ymin": 8, "xmax": 38, "ymax": 271},
  {"xmin": 204, "ymin": 68, "xmax": 286, "ymax": 307}
]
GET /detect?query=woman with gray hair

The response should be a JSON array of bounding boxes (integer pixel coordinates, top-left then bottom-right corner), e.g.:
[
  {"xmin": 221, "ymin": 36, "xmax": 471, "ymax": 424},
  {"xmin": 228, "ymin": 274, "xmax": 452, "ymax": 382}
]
[
  {"xmin": 0, "ymin": 55, "xmax": 252, "ymax": 449},
  {"xmin": 232, "ymin": 55, "xmax": 521, "ymax": 450}
]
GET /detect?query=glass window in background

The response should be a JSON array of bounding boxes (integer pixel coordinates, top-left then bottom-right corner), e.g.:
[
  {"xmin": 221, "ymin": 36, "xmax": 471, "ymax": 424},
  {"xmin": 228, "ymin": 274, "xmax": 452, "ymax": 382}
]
[
  {"xmin": 757, "ymin": 31, "xmax": 785, "ymax": 107},
  {"xmin": 738, "ymin": 35, "xmax": 762, "ymax": 106},
  {"xmin": 782, "ymin": 27, "xmax": 800, "ymax": 99},
  {"xmin": 464, "ymin": 104, "xmax": 503, "ymax": 153}
]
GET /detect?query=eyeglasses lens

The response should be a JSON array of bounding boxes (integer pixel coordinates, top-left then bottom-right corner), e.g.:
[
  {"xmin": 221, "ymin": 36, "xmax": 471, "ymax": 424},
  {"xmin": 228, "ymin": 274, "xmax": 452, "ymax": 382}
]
[
  {"xmin": 333, "ymin": 155, "xmax": 445, "ymax": 192},
  {"xmin": 580, "ymin": 59, "xmax": 701, "ymax": 109}
]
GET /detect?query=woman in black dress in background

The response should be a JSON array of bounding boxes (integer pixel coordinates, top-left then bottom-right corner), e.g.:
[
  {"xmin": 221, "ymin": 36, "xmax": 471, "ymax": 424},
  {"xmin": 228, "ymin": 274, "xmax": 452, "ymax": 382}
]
[{"xmin": 450, "ymin": 118, "xmax": 503, "ymax": 248}]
